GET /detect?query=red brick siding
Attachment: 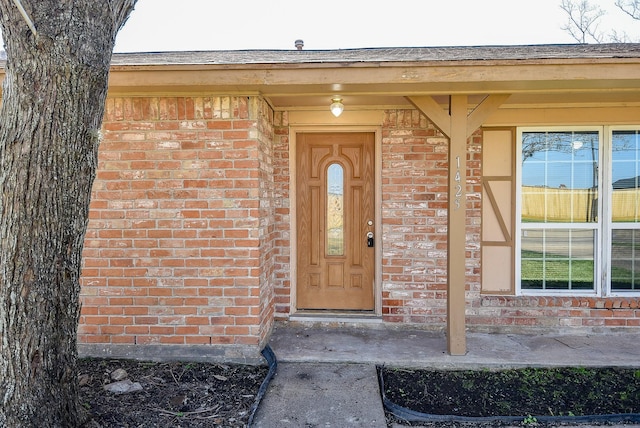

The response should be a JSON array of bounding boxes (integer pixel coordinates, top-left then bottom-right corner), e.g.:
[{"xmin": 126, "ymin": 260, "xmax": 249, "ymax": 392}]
[
  {"xmin": 380, "ymin": 110, "xmax": 481, "ymax": 325},
  {"xmin": 272, "ymin": 112, "xmax": 292, "ymax": 317},
  {"xmin": 79, "ymin": 100, "xmax": 640, "ymax": 349},
  {"xmin": 79, "ymin": 96, "xmax": 275, "ymax": 349},
  {"xmin": 254, "ymin": 98, "xmax": 277, "ymax": 343},
  {"xmin": 477, "ymin": 295, "xmax": 640, "ymax": 329}
]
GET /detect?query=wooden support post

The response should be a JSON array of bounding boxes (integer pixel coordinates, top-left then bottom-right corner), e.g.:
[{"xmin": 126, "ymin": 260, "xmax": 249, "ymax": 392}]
[
  {"xmin": 407, "ymin": 94, "xmax": 510, "ymax": 356},
  {"xmin": 447, "ymin": 95, "xmax": 468, "ymax": 355}
]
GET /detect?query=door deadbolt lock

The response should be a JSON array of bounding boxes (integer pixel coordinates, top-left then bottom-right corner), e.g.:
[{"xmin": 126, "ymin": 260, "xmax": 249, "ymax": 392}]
[{"xmin": 367, "ymin": 231, "xmax": 374, "ymax": 248}]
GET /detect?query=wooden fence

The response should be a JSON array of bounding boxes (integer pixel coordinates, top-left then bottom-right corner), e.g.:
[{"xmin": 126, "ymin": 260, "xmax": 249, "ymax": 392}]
[{"xmin": 522, "ymin": 186, "xmax": 638, "ymax": 222}]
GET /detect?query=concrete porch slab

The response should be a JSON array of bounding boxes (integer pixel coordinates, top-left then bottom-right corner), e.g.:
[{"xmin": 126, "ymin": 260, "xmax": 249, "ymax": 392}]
[
  {"xmin": 266, "ymin": 321, "xmax": 640, "ymax": 369},
  {"xmin": 252, "ymin": 321, "xmax": 640, "ymax": 428}
]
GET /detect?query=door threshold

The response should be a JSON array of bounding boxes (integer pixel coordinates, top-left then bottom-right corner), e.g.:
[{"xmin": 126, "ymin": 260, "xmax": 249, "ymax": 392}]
[{"xmin": 290, "ymin": 311, "xmax": 382, "ymax": 324}]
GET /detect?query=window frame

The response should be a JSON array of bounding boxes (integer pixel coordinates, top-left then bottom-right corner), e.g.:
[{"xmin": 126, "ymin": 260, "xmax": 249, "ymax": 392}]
[
  {"xmin": 514, "ymin": 125, "xmax": 616, "ymax": 297},
  {"xmin": 606, "ymin": 125, "xmax": 640, "ymax": 296}
]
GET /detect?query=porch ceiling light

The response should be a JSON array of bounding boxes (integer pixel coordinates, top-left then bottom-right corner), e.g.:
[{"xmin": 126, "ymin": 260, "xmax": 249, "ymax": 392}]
[{"xmin": 330, "ymin": 97, "xmax": 344, "ymax": 117}]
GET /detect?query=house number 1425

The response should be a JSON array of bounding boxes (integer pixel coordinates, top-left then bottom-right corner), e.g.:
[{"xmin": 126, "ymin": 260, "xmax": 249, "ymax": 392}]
[{"xmin": 454, "ymin": 156, "xmax": 462, "ymax": 210}]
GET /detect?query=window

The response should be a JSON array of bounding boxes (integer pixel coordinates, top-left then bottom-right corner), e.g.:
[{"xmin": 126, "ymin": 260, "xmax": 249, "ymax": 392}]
[
  {"xmin": 517, "ymin": 127, "xmax": 640, "ymax": 295},
  {"xmin": 326, "ymin": 163, "xmax": 344, "ymax": 256},
  {"xmin": 610, "ymin": 130, "xmax": 640, "ymax": 291}
]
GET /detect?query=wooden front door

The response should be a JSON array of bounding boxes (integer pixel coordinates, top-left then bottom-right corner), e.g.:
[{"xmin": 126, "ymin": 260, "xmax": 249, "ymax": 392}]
[{"xmin": 296, "ymin": 132, "xmax": 375, "ymax": 310}]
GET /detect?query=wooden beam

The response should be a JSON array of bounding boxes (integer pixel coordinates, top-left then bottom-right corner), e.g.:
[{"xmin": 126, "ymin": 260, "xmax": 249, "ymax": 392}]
[
  {"xmin": 484, "ymin": 105, "xmax": 640, "ymax": 126},
  {"xmin": 447, "ymin": 95, "xmax": 468, "ymax": 356},
  {"xmin": 407, "ymin": 96, "xmax": 451, "ymax": 138},
  {"xmin": 466, "ymin": 94, "xmax": 510, "ymax": 137},
  {"xmin": 410, "ymin": 93, "xmax": 510, "ymax": 356}
]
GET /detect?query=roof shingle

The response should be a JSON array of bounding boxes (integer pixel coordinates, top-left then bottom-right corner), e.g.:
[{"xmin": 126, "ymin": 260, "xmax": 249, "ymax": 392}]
[{"xmin": 110, "ymin": 44, "xmax": 640, "ymax": 66}]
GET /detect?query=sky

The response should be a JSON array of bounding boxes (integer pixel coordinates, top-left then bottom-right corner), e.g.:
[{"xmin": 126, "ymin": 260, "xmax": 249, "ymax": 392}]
[{"xmin": 113, "ymin": 0, "xmax": 639, "ymax": 53}]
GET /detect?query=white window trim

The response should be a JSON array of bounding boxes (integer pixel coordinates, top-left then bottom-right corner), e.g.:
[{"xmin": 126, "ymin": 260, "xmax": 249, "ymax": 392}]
[
  {"xmin": 605, "ymin": 125, "xmax": 640, "ymax": 297},
  {"xmin": 516, "ymin": 126, "xmax": 604, "ymax": 297}
]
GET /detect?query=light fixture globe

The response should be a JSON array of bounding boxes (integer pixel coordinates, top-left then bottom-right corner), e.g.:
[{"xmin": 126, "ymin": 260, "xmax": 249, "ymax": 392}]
[{"xmin": 330, "ymin": 97, "xmax": 344, "ymax": 117}]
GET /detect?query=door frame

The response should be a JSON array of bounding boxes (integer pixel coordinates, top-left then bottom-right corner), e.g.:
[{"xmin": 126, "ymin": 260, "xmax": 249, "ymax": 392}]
[{"xmin": 290, "ymin": 125, "xmax": 382, "ymax": 317}]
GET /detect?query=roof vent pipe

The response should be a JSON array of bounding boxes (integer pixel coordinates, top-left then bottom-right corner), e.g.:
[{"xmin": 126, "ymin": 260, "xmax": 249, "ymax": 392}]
[{"xmin": 295, "ymin": 39, "xmax": 304, "ymax": 50}]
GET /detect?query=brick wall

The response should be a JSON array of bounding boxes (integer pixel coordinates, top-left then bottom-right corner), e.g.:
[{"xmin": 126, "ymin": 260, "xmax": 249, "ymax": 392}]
[
  {"xmin": 79, "ymin": 96, "xmax": 275, "ymax": 362},
  {"xmin": 254, "ymin": 98, "xmax": 277, "ymax": 343},
  {"xmin": 380, "ymin": 110, "xmax": 481, "ymax": 325},
  {"xmin": 79, "ymin": 100, "xmax": 640, "ymax": 358},
  {"xmin": 272, "ymin": 112, "xmax": 292, "ymax": 317},
  {"xmin": 476, "ymin": 296, "xmax": 640, "ymax": 330}
]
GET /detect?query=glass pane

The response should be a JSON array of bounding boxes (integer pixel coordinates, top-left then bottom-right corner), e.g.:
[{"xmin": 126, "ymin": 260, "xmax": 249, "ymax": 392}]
[
  {"xmin": 612, "ymin": 130, "xmax": 640, "ymax": 222},
  {"xmin": 545, "ymin": 260, "xmax": 570, "ymax": 289},
  {"xmin": 326, "ymin": 163, "xmax": 344, "ymax": 256},
  {"xmin": 521, "ymin": 131, "xmax": 598, "ymax": 223},
  {"xmin": 521, "ymin": 229, "xmax": 595, "ymax": 291},
  {"xmin": 611, "ymin": 229, "xmax": 640, "ymax": 291}
]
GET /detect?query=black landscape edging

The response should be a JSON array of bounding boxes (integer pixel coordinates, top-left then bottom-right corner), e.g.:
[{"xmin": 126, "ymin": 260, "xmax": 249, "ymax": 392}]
[
  {"xmin": 377, "ymin": 366, "xmax": 640, "ymax": 425},
  {"xmin": 247, "ymin": 345, "xmax": 277, "ymax": 427}
]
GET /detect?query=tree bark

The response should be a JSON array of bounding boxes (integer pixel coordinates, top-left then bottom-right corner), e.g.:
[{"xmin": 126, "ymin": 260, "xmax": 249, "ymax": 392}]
[{"xmin": 0, "ymin": 1, "xmax": 136, "ymax": 426}]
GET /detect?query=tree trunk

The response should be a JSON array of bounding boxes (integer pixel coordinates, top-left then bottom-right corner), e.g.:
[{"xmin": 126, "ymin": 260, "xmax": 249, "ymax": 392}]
[{"xmin": 0, "ymin": 1, "xmax": 136, "ymax": 426}]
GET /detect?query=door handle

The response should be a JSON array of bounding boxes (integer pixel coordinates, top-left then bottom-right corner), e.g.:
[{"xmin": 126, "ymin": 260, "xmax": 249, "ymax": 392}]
[{"xmin": 367, "ymin": 231, "xmax": 374, "ymax": 248}]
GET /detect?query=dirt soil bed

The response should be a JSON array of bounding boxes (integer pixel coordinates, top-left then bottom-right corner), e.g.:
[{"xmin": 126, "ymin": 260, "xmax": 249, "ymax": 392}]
[
  {"xmin": 78, "ymin": 358, "xmax": 268, "ymax": 427},
  {"xmin": 380, "ymin": 366, "xmax": 640, "ymax": 426}
]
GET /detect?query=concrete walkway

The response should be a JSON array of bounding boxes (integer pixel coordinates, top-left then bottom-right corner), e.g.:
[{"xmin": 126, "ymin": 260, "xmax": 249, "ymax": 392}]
[
  {"xmin": 252, "ymin": 362, "xmax": 386, "ymax": 427},
  {"xmin": 251, "ymin": 321, "xmax": 640, "ymax": 427}
]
